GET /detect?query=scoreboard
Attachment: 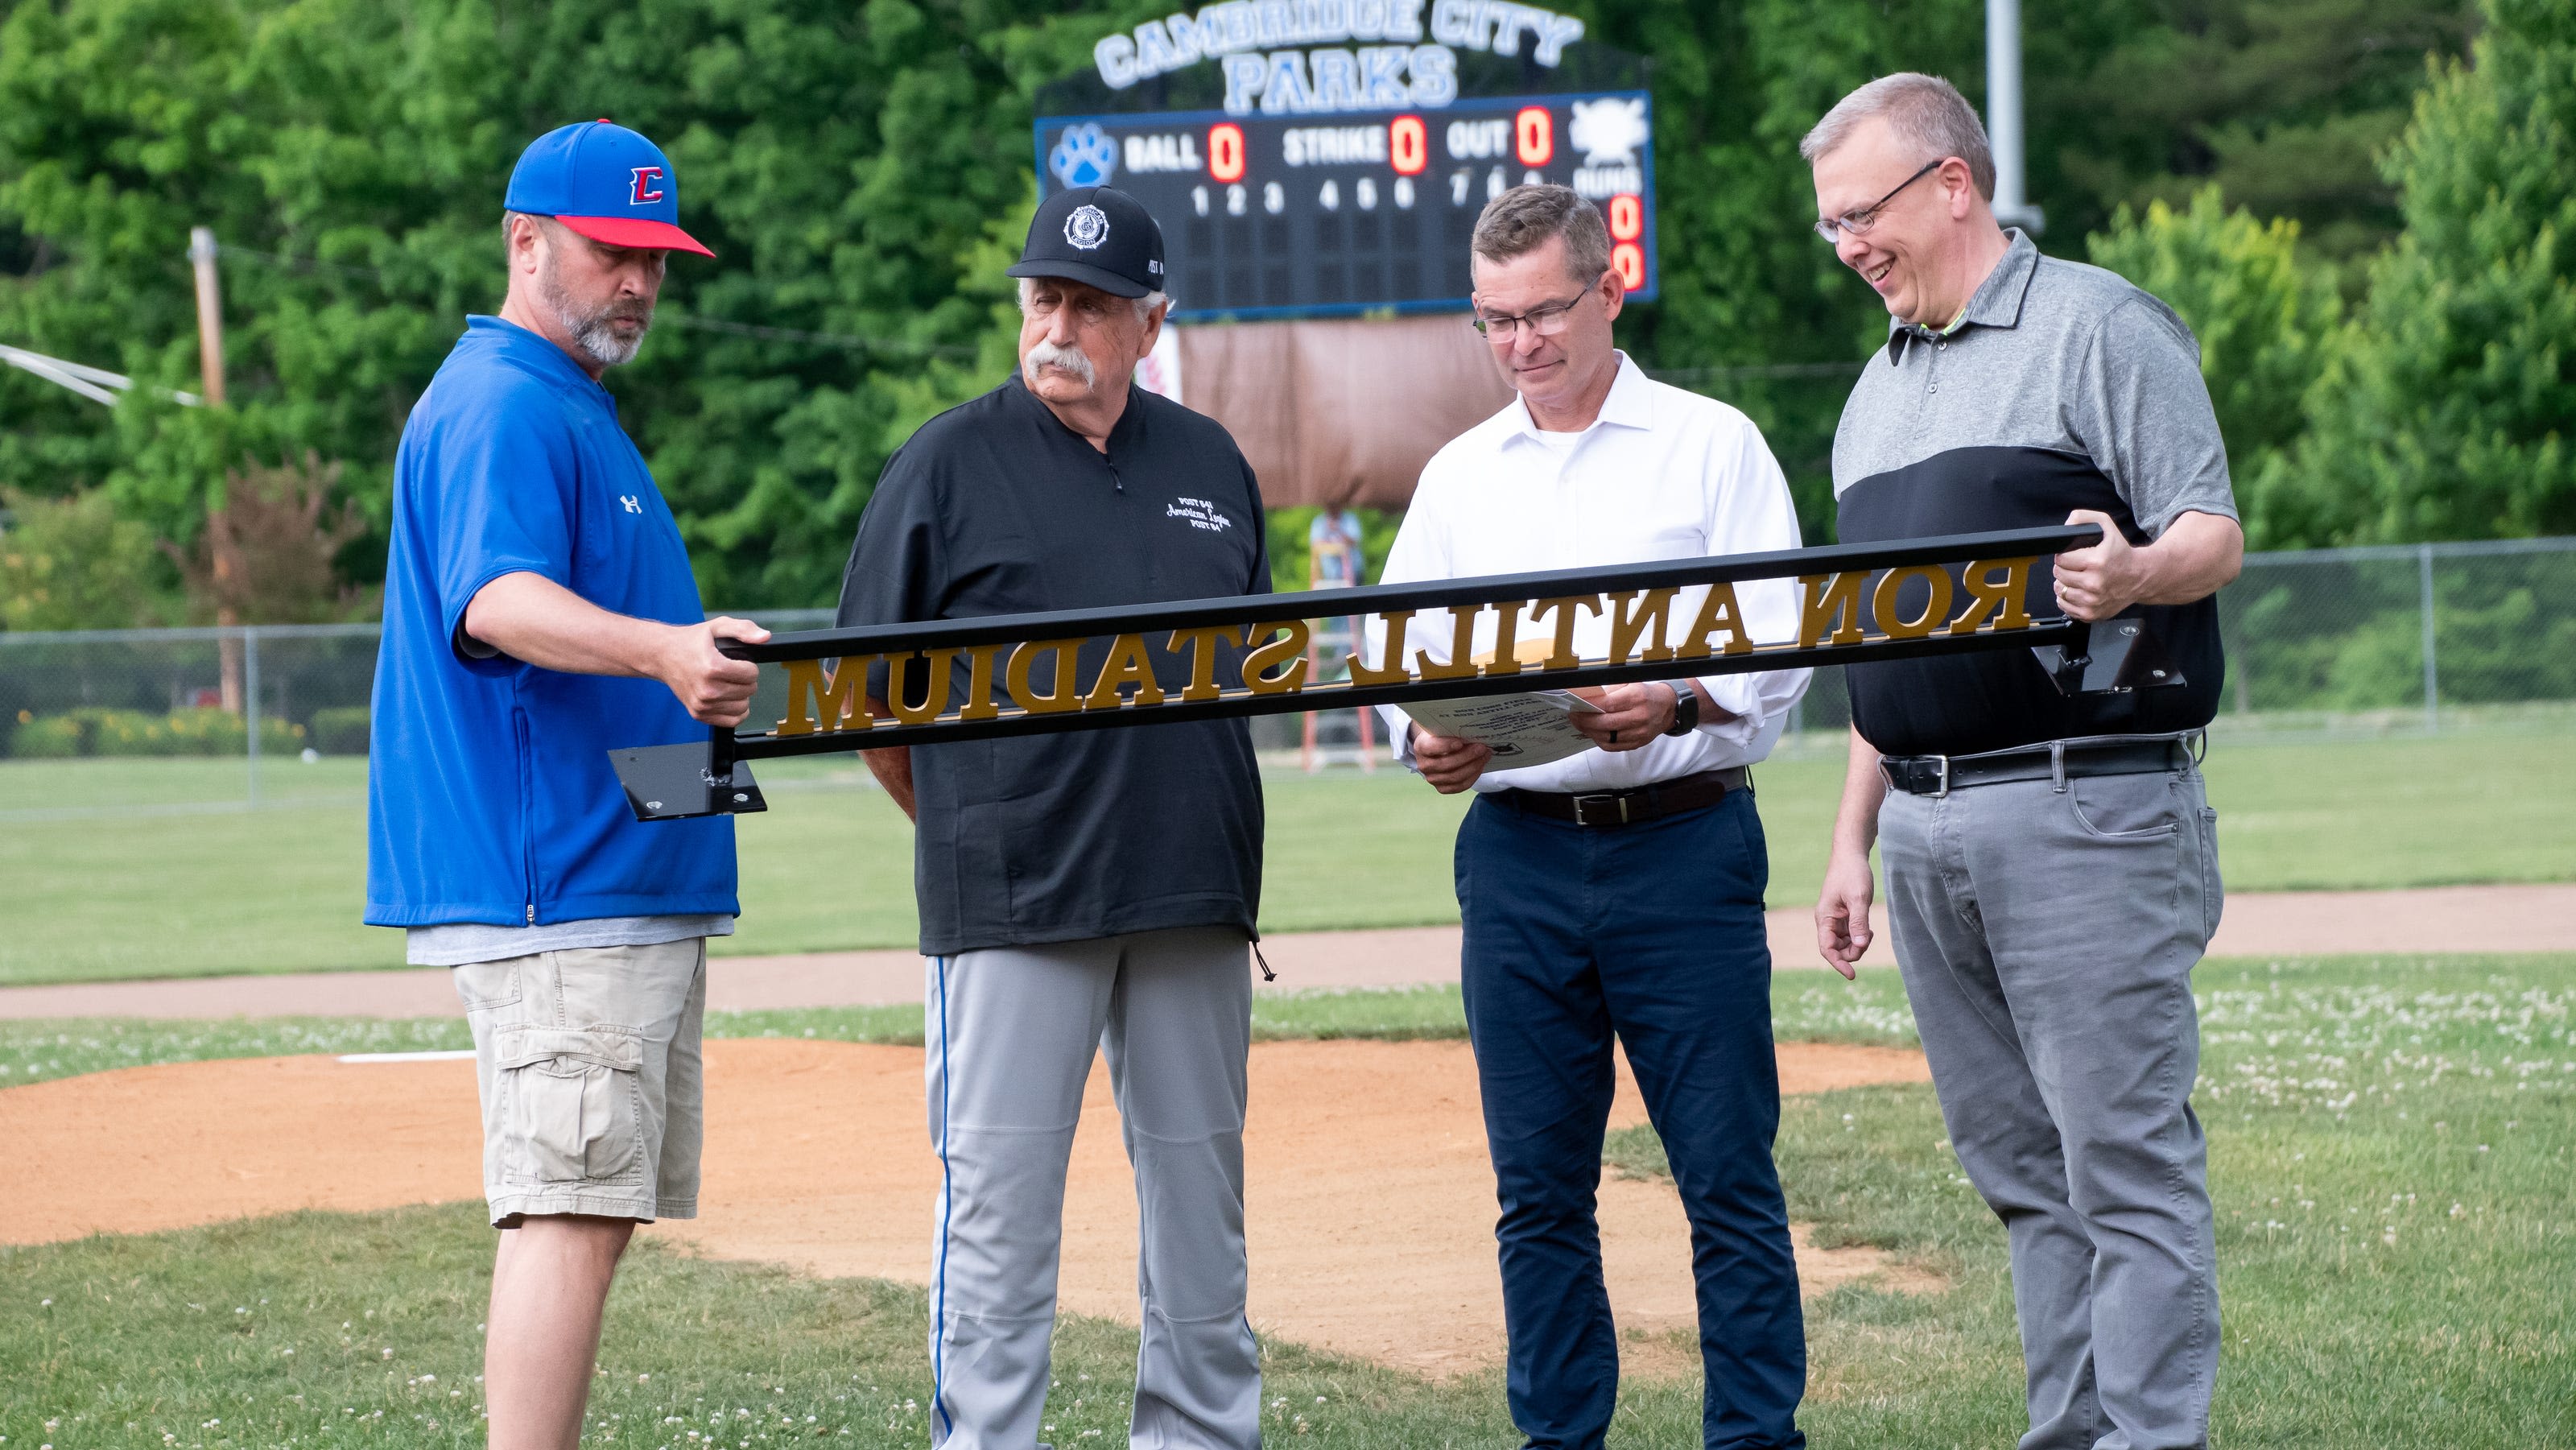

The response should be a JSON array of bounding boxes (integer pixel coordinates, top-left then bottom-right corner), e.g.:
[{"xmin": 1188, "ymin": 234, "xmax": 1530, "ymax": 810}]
[{"xmin": 1032, "ymin": 91, "xmax": 1657, "ymax": 321}]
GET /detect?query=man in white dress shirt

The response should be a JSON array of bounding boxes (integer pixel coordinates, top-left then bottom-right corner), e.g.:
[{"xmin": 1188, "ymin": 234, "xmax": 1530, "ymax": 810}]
[{"xmin": 1371, "ymin": 185, "xmax": 1812, "ymax": 1450}]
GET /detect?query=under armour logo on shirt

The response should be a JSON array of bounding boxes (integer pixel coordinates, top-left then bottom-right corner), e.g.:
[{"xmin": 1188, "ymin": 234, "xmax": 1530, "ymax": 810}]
[{"xmin": 620, "ymin": 495, "xmax": 642, "ymax": 514}]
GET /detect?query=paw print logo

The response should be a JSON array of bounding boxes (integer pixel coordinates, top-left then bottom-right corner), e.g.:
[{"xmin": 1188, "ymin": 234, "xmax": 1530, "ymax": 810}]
[{"xmin": 1049, "ymin": 124, "xmax": 1119, "ymax": 188}]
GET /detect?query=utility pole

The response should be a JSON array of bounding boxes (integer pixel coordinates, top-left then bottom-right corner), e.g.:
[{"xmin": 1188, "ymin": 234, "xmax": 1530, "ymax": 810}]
[
  {"xmin": 188, "ymin": 226, "xmax": 229, "ymax": 407},
  {"xmin": 1986, "ymin": 0, "xmax": 2046, "ymax": 236},
  {"xmin": 188, "ymin": 225, "xmax": 245, "ymax": 717}
]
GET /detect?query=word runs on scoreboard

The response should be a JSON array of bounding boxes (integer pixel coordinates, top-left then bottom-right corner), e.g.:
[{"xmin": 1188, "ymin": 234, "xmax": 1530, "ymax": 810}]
[{"xmin": 1036, "ymin": 90, "xmax": 1653, "ymax": 320}]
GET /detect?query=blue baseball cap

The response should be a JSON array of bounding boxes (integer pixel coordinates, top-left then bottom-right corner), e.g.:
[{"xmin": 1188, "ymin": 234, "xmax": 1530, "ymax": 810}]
[{"xmin": 504, "ymin": 120, "xmax": 713, "ymax": 258}]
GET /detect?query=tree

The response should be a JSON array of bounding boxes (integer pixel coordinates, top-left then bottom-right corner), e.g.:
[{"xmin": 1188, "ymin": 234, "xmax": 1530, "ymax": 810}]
[
  {"xmin": 0, "ymin": 0, "xmax": 1118, "ymax": 609},
  {"xmin": 2087, "ymin": 187, "xmax": 2343, "ymax": 505},
  {"xmin": 2052, "ymin": 0, "xmax": 2480, "ymax": 264},
  {"xmin": 2272, "ymin": 0, "xmax": 2576, "ymax": 544},
  {"xmin": 0, "ymin": 486, "xmax": 179, "ymax": 631},
  {"xmin": 0, "ymin": 0, "xmax": 2498, "ymax": 576},
  {"xmin": 166, "ymin": 452, "xmax": 374, "ymax": 628}
]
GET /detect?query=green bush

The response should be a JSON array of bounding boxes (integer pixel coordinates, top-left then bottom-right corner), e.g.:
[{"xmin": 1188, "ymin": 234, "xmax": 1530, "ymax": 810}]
[
  {"xmin": 307, "ymin": 706, "xmax": 370, "ymax": 757},
  {"xmin": 0, "ymin": 486, "xmax": 182, "ymax": 631},
  {"xmin": 7, "ymin": 711, "xmax": 81, "ymax": 758},
  {"xmin": 14, "ymin": 706, "xmax": 305, "ymax": 758},
  {"xmin": 88, "ymin": 708, "xmax": 192, "ymax": 757}
]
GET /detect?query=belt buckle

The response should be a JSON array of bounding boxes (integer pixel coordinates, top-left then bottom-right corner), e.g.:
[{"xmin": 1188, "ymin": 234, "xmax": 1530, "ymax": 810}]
[
  {"xmin": 1571, "ymin": 793, "xmax": 1630, "ymax": 827},
  {"xmin": 1933, "ymin": 755, "xmax": 1951, "ymax": 799}
]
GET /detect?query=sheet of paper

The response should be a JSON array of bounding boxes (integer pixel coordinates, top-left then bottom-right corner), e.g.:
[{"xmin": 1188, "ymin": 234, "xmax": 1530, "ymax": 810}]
[{"xmin": 1397, "ymin": 689, "xmax": 1603, "ymax": 770}]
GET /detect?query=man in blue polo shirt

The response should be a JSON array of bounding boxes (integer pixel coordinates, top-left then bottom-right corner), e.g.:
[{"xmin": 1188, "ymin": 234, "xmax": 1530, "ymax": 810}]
[{"xmin": 366, "ymin": 120, "xmax": 765, "ymax": 1450}]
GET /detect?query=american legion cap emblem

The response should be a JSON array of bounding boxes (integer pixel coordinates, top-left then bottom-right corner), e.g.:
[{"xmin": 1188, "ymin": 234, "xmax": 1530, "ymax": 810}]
[{"xmin": 1064, "ymin": 204, "xmax": 1111, "ymax": 250}]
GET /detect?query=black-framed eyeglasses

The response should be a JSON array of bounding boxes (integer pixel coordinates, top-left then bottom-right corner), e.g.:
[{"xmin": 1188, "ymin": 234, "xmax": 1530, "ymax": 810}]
[
  {"xmin": 1471, "ymin": 287, "xmax": 1593, "ymax": 339},
  {"xmin": 1812, "ymin": 159, "xmax": 1945, "ymax": 243}
]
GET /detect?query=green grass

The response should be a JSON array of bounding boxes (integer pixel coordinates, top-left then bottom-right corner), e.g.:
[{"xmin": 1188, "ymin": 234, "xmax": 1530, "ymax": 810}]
[
  {"xmin": 6, "ymin": 957, "xmax": 2569, "ymax": 1446},
  {"xmin": 2, "ymin": 725, "xmax": 2570, "ymax": 986},
  {"xmin": 0, "ymin": 1203, "xmax": 1549, "ymax": 1450},
  {"xmin": 1604, "ymin": 953, "xmax": 2576, "ymax": 1446}
]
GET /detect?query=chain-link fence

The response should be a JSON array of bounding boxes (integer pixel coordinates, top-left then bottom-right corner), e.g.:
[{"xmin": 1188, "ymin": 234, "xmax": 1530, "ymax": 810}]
[
  {"xmin": 1786, "ymin": 537, "xmax": 2576, "ymax": 738},
  {"xmin": 4, "ymin": 540, "xmax": 2569, "ymax": 817}
]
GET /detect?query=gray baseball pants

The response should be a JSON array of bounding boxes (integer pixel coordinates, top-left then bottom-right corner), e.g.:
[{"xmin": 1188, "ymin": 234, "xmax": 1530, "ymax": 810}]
[
  {"xmin": 1877, "ymin": 758, "xmax": 2223, "ymax": 1450},
  {"xmin": 923, "ymin": 925, "xmax": 1261, "ymax": 1450}
]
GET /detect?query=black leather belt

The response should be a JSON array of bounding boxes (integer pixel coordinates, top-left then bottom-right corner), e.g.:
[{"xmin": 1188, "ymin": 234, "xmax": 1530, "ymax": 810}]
[
  {"xmin": 1880, "ymin": 735, "xmax": 2195, "ymax": 796},
  {"xmin": 1492, "ymin": 766, "xmax": 1748, "ymax": 828}
]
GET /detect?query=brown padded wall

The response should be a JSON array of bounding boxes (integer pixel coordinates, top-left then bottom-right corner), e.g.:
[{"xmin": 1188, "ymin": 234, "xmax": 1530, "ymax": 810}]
[{"xmin": 1174, "ymin": 313, "xmax": 1514, "ymax": 510}]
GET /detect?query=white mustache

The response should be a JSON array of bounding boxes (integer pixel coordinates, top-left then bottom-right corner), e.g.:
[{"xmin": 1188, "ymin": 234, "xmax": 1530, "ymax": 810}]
[{"xmin": 1022, "ymin": 340, "xmax": 1096, "ymax": 388}]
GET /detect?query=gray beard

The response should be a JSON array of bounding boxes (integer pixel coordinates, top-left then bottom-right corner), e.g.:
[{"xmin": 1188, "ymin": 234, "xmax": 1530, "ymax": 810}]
[{"xmin": 540, "ymin": 259, "xmax": 652, "ymax": 369}]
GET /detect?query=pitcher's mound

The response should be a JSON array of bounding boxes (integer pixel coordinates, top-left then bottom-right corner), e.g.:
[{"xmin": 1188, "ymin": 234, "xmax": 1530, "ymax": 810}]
[{"xmin": 0, "ymin": 1038, "xmax": 1933, "ymax": 1374}]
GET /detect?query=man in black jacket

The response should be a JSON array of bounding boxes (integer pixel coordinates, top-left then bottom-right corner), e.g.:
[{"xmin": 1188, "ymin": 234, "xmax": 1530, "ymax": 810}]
[{"xmin": 836, "ymin": 185, "xmax": 1271, "ymax": 1450}]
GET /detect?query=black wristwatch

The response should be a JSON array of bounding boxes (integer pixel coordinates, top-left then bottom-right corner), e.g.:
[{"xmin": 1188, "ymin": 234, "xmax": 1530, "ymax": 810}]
[{"xmin": 1663, "ymin": 685, "xmax": 1700, "ymax": 736}]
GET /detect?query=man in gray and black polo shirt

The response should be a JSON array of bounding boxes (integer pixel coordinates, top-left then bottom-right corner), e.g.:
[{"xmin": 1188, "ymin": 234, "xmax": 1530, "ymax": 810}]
[{"xmin": 1803, "ymin": 76, "xmax": 2244, "ymax": 1450}]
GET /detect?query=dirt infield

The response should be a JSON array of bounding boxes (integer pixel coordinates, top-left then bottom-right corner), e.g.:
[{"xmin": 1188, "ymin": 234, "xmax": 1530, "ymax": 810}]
[{"xmin": 0, "ymin": 1037, "xmax": 1932, "ymax": 1374}]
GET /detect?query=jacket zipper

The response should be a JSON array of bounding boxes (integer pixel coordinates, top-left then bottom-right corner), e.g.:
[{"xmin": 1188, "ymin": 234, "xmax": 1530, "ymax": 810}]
[{"xmin": 514, "ymin": 704, "xmax": 539, "ymax": 927}]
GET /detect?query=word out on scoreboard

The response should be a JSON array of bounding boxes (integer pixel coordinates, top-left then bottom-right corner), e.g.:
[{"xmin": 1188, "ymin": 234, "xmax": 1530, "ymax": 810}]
[{"xmin": 1032, "ymin": 2, "xmax": 1656, "ymax": 321}]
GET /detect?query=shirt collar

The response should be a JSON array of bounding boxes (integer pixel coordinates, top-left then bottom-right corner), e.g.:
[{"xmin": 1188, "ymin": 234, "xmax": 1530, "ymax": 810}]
[
  {"xmin": 464, "ymin": 314, "xmax": 609, "ymax": 398},
  {"xmin": 1884, "ymin": 228, "xmax": 2040, "ymax": 362},
  {"xmin": 1006, "ymin": 369, "xmax": 1148, "ymax": 453},
  {"xmin": 1504, "ymin": 350, "xmax": 1652, "ymax": 445}
]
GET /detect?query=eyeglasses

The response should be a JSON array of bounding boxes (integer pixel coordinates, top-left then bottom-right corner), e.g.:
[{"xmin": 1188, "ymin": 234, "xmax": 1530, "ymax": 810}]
[
  {"xmin": 1471, "ymin": 288, "xmax": 1593, "ymax": 339},
  {"xmin": 1812, "ymin": 159, "xmax": 1945, "ymax": 243}
]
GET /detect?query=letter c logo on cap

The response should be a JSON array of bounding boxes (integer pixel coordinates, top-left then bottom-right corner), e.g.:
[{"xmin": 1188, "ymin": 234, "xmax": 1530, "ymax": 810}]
[{"xmin": 630, "ymin": 166, "xmax": 666, "ymax": 205}]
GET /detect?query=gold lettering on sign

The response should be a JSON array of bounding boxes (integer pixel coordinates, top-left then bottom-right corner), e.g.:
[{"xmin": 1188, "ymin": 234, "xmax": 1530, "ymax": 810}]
[
  {"xmin": 884, "ymin": 650, "xmax": 956, "ymax": 725},
  {"xmin": 1672, "ymin": 583, "xmax": 1756, "ymax": 657},
  {"xmin": 1872, "ymin": 565, "xmax": 1955, "ymax": 640},
  {"xmin": 1166, "ymin": 626, "xmax": 1245, "ymax": 701},
  {"xmin": 1084, "ymin": 632, "xmax": 1167, "ymax": 710},
  {"xmin": 1241, "ymin": 620, "xmax": 1311, "ymax": 694},
  {"xmin": 776, "ymin": 657, "xmax": 876, "ymax": 736},
  {"xmin": 1006, "ymin": 638, "xmax": 1086, "ymax": 715},
  {"xmin": 1950, "ymin": 557, "xmax": 2036, "ymax": 634},
  {"xmin": 1414, "ymin": 608, "xmax": 1479, "ymax": 681},
  {"xmin": 956, "ymin": 642, "xmax": 1009, "ymax": 721},
  {"xmin": 1798, "ymin": 572, "xmax": 1868, "ymax": 647},
  {"xmin": 1527, "ymin": 595, "xmax": 1603, "ymax": 670},
  {"xmin": 1482, "ymin": 601, "xmax": 1530, "ymax": 676},
  {"xmin": 1347, "ymin": 612, "xmax": 1414, "ymax": 686},
  {"xmin": 1603, "ymin": 589, "xmax": 1678, "ymax": 664}
]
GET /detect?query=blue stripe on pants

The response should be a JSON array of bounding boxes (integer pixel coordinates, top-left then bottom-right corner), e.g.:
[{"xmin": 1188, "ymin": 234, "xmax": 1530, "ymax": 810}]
[
  {"xmin": 931, "ymin": 954, "xmax": 956, "ymax": 1440},
  {"xmin": 1455, "ymin": 789, "xmax": 1806, "ymax": 1450}
]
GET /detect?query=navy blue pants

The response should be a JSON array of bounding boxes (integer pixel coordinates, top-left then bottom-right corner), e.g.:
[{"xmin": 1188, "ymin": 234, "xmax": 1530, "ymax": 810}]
[{"xmin": 1455, "ymin": 789, "xmax": 1806, "ymax": 1450}]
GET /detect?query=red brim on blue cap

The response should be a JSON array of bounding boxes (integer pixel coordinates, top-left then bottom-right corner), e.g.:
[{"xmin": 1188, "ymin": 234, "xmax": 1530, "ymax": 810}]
[{"xmin": 555, "ymin": 213, "xmax": 715, "ymax": 258}]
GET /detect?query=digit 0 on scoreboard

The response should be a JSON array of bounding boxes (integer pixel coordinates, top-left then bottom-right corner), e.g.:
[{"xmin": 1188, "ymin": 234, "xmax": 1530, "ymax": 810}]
[
  {"xmin": 1607, "ymin": 192, "xmax": 1647, "ymax": 289},
  {"xmin": 1513, "ymin": 106, "xmax": 1554, "ymax": 167},
  {"xmin": 1208, "ymin": 122, "xmax": 1246, "ymax": 184},
  {"xmin": 1389, "ymin": 114, "xmax": 1428, "ymax": 176},
  {"xmin": 1606, "ymin": 194, "xmax": 1643, "ymax": 242}
]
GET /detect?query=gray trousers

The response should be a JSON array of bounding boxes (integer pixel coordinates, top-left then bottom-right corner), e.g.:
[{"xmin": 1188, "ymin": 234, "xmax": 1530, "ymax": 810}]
[
  {"xmin": 924, "ymin": 926, "xmax": 1261, "ymax": 1450},
  {"xmin": 1878, "ymin": 760, "xmax": 2223, "ymax": 1450}
]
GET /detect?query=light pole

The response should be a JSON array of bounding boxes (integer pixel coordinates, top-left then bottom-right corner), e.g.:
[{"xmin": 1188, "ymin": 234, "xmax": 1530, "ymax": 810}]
[{"xmin": 1986, "ymin": 0, "xmax": 2046, "ymax": 235}]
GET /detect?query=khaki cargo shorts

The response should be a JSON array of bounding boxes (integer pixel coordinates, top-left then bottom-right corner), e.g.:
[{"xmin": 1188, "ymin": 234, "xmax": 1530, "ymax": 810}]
[{"xmin": 451, "ymin": 939, "xmax": 707, "ymax": 1226}]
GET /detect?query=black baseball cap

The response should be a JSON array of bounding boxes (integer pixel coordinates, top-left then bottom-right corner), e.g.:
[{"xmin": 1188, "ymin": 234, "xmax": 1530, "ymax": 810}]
[{"xmin": 1008, "ymin": 186, "xmax": 1166, "ymax": 299}]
